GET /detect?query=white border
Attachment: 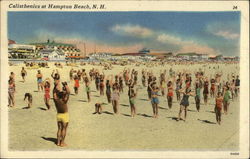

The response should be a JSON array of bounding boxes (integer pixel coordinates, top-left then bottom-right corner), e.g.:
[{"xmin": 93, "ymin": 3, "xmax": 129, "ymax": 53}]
[{"xmin": 1, "ymin": 1, "xmax": 249, "ymax": 158}]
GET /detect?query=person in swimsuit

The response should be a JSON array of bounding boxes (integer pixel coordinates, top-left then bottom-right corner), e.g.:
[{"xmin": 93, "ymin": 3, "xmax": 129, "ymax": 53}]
[
  {"xmin": 178, "ymin": 84, "xmax": 193, "ymax": 121},
  {"xmin": 150, "ymin": 83, "xmax": 160, "ymax": 118},
  {"xmin": 51, "ymin": 69, "xmax": 60, "ymax": 84},
  {"xmin": 53, "ymin": 81, "xmax": 70, "ymax": 147},
  {"xmin": 43, "ymin": 78, "xmax": 51, "ymax": 110},
  {"xmin": 84, "ymin": 77, "xmax": 91, "ymax": 102},
  {"xmin": 160, "ymin": 73, "xmax": 166, "ymax": 96},
  {"xmin": 20, "ymin": 67, "xmax": 27, "ymax": 82},
  {"xmin": 74, "ymin": 75, "xmax": 79, "ymax": 95},
  {"xmin": 8, "ymin": 79, "xmax": 15, "ymax": 107},
  {"xmin": 210, "ymin": 78, "xmax": 216, "ymax": 98},
  {"xmin": 167, "ymin": 81, "xmax": 174, "ymax": 109},
  {"xmin": 223, "ymin": 86, "xmax": 231, "ymax": 115},
  {"xmin": 203, "ymin": 78, "xmax": 209, "ymax": 105},
  {"xmin": 235, "ymin": 75, "xmax": 240, "ymax": 97},
  {"xmin": 195, "ymin": 82, "xmax": 201, "ymax": 112},
  {"xmin": 36, "ymin": 70, "xmax": 43, "ymax": 92},
  {"xmin": 24, "ymin": 93, "xmax": 32, "ymax": 108},
  {"xmin": 99, "ymin": 74, "xmax": 105, "ymax": 96},
  {"xmin": 215, "ymin": 92, "xmax": 223, "ymax": 125},
  {"xmin": 69, "ymin": 68, "xmax": 74, "ymax": 81},
  {"xmin": 175, "ymin": 78, "xmax": 182, "ymax": 101},
  {"xmin": 128, "ymin": 80, "xmax": 138, "ymax": 117},
  {"xmin": 105, "ymin": 75, "xmax": 113, "ymax": 103},
  {"xmin": 93, "ymin": 103, "xmax": 103, "ymax": 114},
  {"xmin": 111, "ymin": 83, "xmax": 120, "ymax": 114}
]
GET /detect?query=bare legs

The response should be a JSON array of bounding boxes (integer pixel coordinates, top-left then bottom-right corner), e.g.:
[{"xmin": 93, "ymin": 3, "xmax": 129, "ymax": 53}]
[{"xmin": 57, "ymin": 122, "xmax": 68, "ymax": 147}]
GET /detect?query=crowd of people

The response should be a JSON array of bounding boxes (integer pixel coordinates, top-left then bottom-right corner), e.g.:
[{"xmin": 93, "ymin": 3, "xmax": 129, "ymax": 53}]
[{"xmin": 8, "ymin": 60, "xmax": 240, "ymax": 147}]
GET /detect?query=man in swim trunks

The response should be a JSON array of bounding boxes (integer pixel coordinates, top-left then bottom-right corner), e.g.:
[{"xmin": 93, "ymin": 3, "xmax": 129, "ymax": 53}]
[
  {"xmin": 53, "ymin": 81, "xmax": 70, "ymax": 147},
  {"xmin": 21, "ymin": 67, "xmax": 27, "ymax": 82}
]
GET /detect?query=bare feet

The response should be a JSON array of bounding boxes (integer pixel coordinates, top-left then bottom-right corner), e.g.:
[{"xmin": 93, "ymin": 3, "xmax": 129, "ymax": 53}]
[{"xmin": 60, "ymin": 142, "xmax": 67, "ymax": 147}]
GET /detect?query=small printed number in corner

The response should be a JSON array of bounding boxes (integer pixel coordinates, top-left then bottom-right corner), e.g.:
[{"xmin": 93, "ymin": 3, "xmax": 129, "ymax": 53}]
[
  {"xmin": 230, "ymin": 152, "xmax": 239, "ymax": 155},
  {"xmin": 233, "ymin": 6, "xmax": 238, "ymax": 10}
]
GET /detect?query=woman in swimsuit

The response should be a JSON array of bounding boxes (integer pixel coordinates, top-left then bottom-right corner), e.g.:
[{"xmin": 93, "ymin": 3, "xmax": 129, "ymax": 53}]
[
  {"xmin": 178, "ymin": 84, "xmax": 193, "ymax": 121},
  {"xmin": 84, "ymin": 77, "xmax": 91, "ymax": 102},
  {"xmin": 99, "ymin": 74, "xmax": 105, "ymax": 96},
  {"xmin": 175, "ymin": 78, "xmax": 182, "ymax": 101},
  {"xmin": 43, "ymin": 78, "xmax": 51, "ymax": 110},
  {"xmin": 160, "ymin": 73, "xmax": 166, "ymax": 96},
  {"xmin": 223, "ymin": 86, "xmax": 231, "ymax": 115},
  {"xmin": 128, "ymin": 80, "xmax": 137, "ymax": 117},
  {"xmin": 8, "ymin": 79, "xmax": 16, "ymax": 107},
  {"xmin": 111, "ymin": 83, "xmax": 120, "ymax": 114},
  {"xmin": 36, "ymin": 70, "xmax": 43, "ymax": 92},
  {"xmin": 150, "ymin": 83, "xmax": 160, "ymax": 118},
  {"xmin": 215, "ymin": 92, "xmax": 223, "ymax": 125},
  {"xmin": 74, "ymin": 75, "xmax": 80, "ymax": 95},
  {"xmin": 105, "ymin": 75, "xmax": 113, "ymax": 103},
  {"xmin": 167, "ymin": 81, "xmax": 174, "ymax": 109}
]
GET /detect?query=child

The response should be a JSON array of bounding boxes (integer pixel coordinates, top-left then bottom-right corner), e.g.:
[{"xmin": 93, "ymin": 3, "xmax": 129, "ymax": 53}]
[
  {"xmin": 24, "ymin": 93, "xmax": 32, "ymax": 108},
  {"xmin": 215, "ymin": 92, "xmax": 223, "ymax": 125}
]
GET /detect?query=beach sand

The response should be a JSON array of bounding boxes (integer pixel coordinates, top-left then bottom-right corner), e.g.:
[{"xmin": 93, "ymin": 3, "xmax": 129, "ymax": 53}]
[{"xmin": 8, "ymin": 62, "xmax": 239, "ymax": 150}]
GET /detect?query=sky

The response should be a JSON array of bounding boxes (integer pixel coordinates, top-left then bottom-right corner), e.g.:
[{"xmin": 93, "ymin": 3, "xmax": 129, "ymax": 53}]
[{"xmin": 8, "ymin": 12, "xmax": 240, "ymax": 56}]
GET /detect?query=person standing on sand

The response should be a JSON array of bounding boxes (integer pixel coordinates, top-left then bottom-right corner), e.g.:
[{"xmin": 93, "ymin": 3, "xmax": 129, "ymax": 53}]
[
  {"xmin": 53, "ymin": 81, "xmax": 70, "ymax": 147},
  {"xmin": 223, "ymin": 86, "xmax": 231, "ymax": 115},
  {"xmin": 8, "ymin": 79, "xmax": 16, "ymax": 107},
  {"xmin": 84, "ymin": 77, "xmax": 91, "ymax": 102},
  {"xmin": 149, "ymin": 83, "xmax": 160, "ymax": 118},
  {"xmin": 215, "ymin": 92, "xmax": 223, "ymax": 125},
  {"xmin": 51, "ymin": 69, "xmax": 60, "ymax": 84},
  {"xmin": 74, "ymin": 75, "xmax": 80, "ymax": 95},
  {"xmin": 43, "ymin": 78, "xmax": 51, "ymax": 110},
  {"xmin": 178, "ymin": 84, "xmax": 193, "ymax": 121},
  {"xmin": 195, "ymin": 82, "xmax": 201, "ymax": 112},
  {"xmin": 167, "ymin": 81, "xmax": 174, "ymax": 109},
  {"xmin": 111, "ymin": 83, "xmax": 120, "ymax": 114},
  {"xmin": 203, "ymin": 78, "xmax": 209, "ymax": 105},
  {"xmin": 20, "ymin": 67, "xmax": 27, "ymax": 82},
  {"xmin": 36, "ymin": 70, "xmax": 43, "ymax": 92},
  {"xmin": 175, "ymin": 78, "xmax": 182, "ymax": 101},
  {"xmin": 128, "ymin": 80, "xmax": 138, "ymax": 117}
]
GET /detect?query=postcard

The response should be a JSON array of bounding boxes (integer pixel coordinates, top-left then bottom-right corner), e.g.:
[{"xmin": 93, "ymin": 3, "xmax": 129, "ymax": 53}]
[{"xmin": 0, "ymin": 0, "xmax": 249, "ymax": 158}]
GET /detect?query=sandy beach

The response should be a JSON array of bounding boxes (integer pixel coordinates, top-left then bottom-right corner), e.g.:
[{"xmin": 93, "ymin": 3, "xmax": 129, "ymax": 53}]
[{"xmin": 8, "ymin": 62, "xmax": 239, "ymax": 150}]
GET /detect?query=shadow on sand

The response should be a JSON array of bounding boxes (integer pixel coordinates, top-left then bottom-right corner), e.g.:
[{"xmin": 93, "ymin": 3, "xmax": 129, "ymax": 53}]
[
  {"xmin": 137, "ymin": 113, "xmax": 152, "ymax": 118},
  {"xmin": 139, "ymin": 98, "xmax": 149, "ymax": 101},
  {"xmin": 78, "ymin": 100, "xmax": 87, "ymax": 102},
  {"xmin": 41, "ymin": 137, "xmax": 57, "ymax": 145},
  {"xmin": 38, "ymin": 107, "xmax": 47, "ymax": 111},
  {"xmin": 102, "ymin": 111, "xmax": 114, "ymax": 115},
  {"xmin": 121, "ymin": 113, "xmax": 131, "ymax": 117},
  {"xmin": 22, "ymin": 106, "xmax": 30, "ymax": 109},
  {"xmin": 187, "ymin": 109, "xmax": 197, "ymax": 112},
  {"xmin": 166, "ymin": 117, "xmax": 182, "ymax": 121},
  {"xmin": 197, "ymin": 119, "xmax": 216, "ymax": 124},
  {"xmin": 159, "ymin": 106, "xmax": 167, "ymax": 110},
  {"xmin": 120, "ymin": 104, "xmax": 129, "ymax": 107}
]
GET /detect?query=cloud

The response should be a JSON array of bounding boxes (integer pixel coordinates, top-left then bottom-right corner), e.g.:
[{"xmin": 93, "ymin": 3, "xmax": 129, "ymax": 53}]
[
  {"xmin": 207, "ymin": 21, "xmax": 240, "ymax": 40},
  {"xmin": 213, "ymin": 31, "xmax": 239, "ymax": 40},
  {"xmin": 111, "ymin": 24, "xmax": 153, "ymax": 38},
  {"xmin": 28, "ymin": 29, "xmax": 143, "ymax": 54},
  {"xmin": 156, "ymin": 34, "xmax": 183, "ymax": 46}
]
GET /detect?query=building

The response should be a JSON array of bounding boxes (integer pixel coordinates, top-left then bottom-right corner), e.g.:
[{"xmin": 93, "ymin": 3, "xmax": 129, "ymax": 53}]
[
  {"xmin": 39, "ymin": 48, "xmax": 65, "ymax": 61},
  {"xmin": 31, "ymin": 39, "xmax": 83, "ymax": 60},
  {"xmin": 88, "ymin": 52, "xmax": 113, "ymax": 60},
  {"xmin": 176, "ymin": 52, "xmax": 208, "ymax": 61},
  {"xmin": 8, "ymin": 44, "xmax": 37, "ymax": 58}
]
